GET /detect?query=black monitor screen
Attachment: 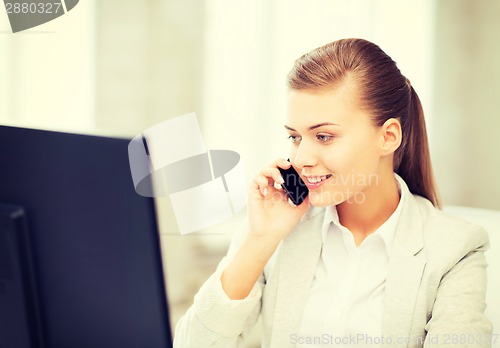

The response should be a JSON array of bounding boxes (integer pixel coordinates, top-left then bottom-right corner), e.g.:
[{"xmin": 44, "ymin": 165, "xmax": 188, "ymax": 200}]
[
  {"xmin": 0, "ymin": 125, "xmax": 172, "ymax": 348},
  {"xmin": 0, "ymin": 203, "xmax": 44, "ymax": 348}
]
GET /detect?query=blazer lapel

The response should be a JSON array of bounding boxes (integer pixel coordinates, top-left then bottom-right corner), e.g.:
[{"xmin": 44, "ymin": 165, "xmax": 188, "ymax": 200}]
[
  {"xmin": 266, "ymin": 183, "xmax": 429, "ymax": 346},
  {"xmin": 270, "ymin": 207, "xmax": 325, "ymax": 347},
  {"xmin": 381, "ymin": 192, "xmax": 427, "ymax": 345}
]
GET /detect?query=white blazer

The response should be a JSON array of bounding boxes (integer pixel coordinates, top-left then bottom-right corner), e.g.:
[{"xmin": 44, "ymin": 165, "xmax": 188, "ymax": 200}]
[{"xmin": 174, "ymin": 180, "xmax": 492, "ymax": 348}]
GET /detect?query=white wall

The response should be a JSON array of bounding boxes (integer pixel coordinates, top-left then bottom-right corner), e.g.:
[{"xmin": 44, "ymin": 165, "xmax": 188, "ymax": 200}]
[
  {"xmin": 0, "ymin": 0, "xmax": 95, "ymax": 133},
  {"xmin": 431, "ymin": 0, "xmax": 500, "ymax": 210},
  {"xmin": 201, "ymin": 0, "xmax": 435, "ymax": 174}
]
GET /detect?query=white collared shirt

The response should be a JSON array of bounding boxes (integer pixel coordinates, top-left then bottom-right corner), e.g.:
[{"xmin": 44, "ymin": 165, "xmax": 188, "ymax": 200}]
[{"xmin": 296, "ymin": 173, "xmax": 406, "ymax": 347}]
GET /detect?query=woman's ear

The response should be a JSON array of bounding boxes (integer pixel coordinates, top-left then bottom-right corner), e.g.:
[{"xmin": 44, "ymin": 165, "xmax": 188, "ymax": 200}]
[{"xmin": 378, "ymin": 118, "xmax": 402, "ymax": 155}]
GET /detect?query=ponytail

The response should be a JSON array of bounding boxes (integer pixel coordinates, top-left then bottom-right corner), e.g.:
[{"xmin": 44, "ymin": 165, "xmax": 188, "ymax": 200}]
[{"xmin": 394, "ymin": 83, "xmax": 441, "ymax": 208}]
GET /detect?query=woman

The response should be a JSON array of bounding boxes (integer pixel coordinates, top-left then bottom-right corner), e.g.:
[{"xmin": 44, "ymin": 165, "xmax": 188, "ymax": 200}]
[{"xmin": 174, "ymin": 39, "xmax": 492, "ymax": 347}]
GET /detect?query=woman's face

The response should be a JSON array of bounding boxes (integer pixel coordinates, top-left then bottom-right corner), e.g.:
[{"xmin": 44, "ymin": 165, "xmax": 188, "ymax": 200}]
[{"xmin": 285, "ymin": 84, "xmax": 384, "ymax": 207}]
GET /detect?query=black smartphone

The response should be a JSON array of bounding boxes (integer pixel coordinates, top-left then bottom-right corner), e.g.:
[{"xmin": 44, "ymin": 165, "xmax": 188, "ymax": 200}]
[{"xmin": 278, "ymin": 160, "xmax": 309, "ymax": 205}]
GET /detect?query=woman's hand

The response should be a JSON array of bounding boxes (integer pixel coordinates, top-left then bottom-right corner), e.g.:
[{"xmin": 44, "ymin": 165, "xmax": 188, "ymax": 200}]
[
  {"xmin": 247, "ymin": 158, "xmax": 311, "ymax": 243},
  {"xmin": 220, "ymin": 158, "xmax": 310, "ymax": 300}
]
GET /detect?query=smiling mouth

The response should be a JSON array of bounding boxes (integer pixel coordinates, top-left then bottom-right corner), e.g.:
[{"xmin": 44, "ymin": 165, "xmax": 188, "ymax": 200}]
[{"xmin": 305, "ymin": 174, "xmax": 332, "ymax": 184}]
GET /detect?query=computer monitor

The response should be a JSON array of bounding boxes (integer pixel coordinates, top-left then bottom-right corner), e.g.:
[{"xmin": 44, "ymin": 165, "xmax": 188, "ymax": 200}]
[
  {"xmin": 0, "ymin": 203, "xmax": 44, "ymax": 348},
  {"xmin": 0, "ymin": 125, "xmax": 172, "ymax": 348}
]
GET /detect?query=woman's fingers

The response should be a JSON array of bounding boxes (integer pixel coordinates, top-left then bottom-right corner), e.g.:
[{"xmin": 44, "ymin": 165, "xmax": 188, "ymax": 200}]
[
  {"xmin": 253, "ymin": 175, "xmax": 270, "ymax": 197},
  {"xmin": 258, "ymin": 168, "xmax": 284, "ymax": 186},
  {"xmin": 272, "ymin": 158, "xmax": 292, "ymax": 170},
  {"xmin": 251, "ymin": 158, "xmax": 293, "ymax": 198}
]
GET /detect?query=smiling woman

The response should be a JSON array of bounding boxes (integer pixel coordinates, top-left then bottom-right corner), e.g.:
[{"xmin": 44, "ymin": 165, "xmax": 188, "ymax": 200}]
[{"xmin": 173, "ymin": 38, "xmax": 492, "ymax": 348}]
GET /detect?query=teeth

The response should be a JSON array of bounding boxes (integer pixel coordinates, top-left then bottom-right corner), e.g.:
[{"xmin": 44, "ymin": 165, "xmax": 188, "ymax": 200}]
[{"xmin": 307, "ymin": 175, "xmax": 328, "ymax": 183}]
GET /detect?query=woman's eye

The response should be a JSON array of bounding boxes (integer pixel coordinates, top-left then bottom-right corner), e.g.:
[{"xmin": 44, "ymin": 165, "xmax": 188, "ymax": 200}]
[
  {"xmin": 317, "ymin": 134, "xmax": 334, "ymax": 142},
  {"xmin": 288, "ymin": 135, "xmax": 301, "ymax": 143}
]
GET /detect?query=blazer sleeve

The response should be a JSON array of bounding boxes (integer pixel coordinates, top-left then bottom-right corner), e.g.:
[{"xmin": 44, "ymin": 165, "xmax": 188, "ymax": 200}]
[
  {"xmin": 424, "ymin": 225, "xmax": 493, "ymax": 347},
  {"xmin": 173, "ymin": 223, "xmax": 265, "ymax": 348}
]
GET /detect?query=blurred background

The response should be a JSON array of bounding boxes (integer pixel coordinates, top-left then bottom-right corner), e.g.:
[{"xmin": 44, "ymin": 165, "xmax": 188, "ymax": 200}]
[{"xmin": 1, "ymin": 0, "xmax": 499, "ymax": 344}]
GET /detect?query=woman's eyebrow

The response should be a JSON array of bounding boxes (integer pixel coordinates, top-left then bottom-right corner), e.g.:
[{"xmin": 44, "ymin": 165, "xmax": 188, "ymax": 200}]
[{"xmin": 284, "ymin": 122, "xmax": 341, "ymax": 132}]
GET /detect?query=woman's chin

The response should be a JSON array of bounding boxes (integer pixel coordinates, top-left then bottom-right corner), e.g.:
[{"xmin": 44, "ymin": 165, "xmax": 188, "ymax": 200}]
[{"xmin": 308, "ymin": 191, "xmax": 343, "ymax": 207}]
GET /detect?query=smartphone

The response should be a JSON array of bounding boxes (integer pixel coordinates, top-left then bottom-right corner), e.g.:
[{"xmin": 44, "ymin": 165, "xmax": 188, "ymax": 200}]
[{"xmin": 278, "ymin": 160, "xmax": 309, "ymax": 205}]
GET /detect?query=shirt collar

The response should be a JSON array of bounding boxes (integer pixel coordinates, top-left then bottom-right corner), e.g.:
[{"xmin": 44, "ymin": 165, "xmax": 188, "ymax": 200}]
[{"xmin": 321, "ymin": 172, "xmax": 408, "ymax": 255}]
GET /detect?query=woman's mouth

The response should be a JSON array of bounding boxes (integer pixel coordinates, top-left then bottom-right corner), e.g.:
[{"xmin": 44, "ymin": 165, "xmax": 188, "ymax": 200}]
[{"xmin": 304, "ymin": 174, "xmax": 332, "ymax": 189}]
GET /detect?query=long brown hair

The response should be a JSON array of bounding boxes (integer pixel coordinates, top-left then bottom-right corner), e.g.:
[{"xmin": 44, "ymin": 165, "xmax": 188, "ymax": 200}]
[{"xmin": 287, "ymin": 38, "xmax": 441, "ymax": 208}]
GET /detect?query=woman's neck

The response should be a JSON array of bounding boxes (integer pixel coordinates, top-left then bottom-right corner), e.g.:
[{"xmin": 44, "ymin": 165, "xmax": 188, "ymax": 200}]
[{"xmin": 336, "ymin": 169, "xmax": 401, "ymax": 246}]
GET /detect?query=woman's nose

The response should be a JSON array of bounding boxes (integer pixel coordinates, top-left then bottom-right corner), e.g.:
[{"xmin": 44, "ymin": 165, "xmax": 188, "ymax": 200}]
[{"xmin": 292, "ymin": 142, "xmax": 317, "ymax": 170}]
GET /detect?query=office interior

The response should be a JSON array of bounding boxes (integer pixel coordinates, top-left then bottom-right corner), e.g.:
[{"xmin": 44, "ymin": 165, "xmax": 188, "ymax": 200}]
[{"xmin": 1, "ymin": 1, "xmax": 499, "ymax": 346}]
